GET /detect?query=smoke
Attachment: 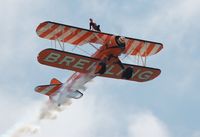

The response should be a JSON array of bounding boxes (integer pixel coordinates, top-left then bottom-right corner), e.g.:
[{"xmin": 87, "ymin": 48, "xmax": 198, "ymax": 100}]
[
  {"xmin": 1, "ymin": 99, "xmax": 72, "ymax": 137},
  {"xmin": 1, "ymin": 75, "xmax": 91, "ymax": 137},
  {"xmin": 1, "ymin": 122, "xmax": 40, "ymax": 137},
  {"xmin": 38, "ymin": 99, "xmax": 71, "ymax": 120}
]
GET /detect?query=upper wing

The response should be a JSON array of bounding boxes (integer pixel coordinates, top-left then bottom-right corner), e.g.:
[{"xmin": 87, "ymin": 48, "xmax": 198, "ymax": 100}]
[
  {"xmin": 37, "ymin": 48, "xmax": 161, "ymax": 82},
  {"xmin": 36, "ymin": 21, "xmax": 108, "ymax": 46},
  {"xmin": 123, "ymin": 37, "xmax": 163, "ymax": 57},
  {"xmin": 36, "ymin": 21, "xmax": 163, "ymax": 57},
  {"xmin": 124, "ymin": 37, "xmax": 163, "ymax": 57}
]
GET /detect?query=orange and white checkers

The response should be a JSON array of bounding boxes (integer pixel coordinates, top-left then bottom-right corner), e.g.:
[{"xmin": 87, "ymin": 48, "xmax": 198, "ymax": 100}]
[
  {"xmin": 36, "ymin": 21, "xmax": 163, "ymax": 57},
  {"xmin": 35, "ymin": 84, "xmax": 62, "ymax": 96}
]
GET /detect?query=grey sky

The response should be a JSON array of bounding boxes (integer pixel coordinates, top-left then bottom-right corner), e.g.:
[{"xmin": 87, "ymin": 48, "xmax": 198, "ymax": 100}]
[{"xmin": 0, "ymin": 0, "xmax": 200, "ymax": 137}]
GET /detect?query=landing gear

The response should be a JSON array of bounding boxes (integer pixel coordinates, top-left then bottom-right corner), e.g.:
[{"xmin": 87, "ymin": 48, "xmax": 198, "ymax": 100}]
[{"xmin": 121, "ymin": 67, "xmax": 133, "ymax": 79}]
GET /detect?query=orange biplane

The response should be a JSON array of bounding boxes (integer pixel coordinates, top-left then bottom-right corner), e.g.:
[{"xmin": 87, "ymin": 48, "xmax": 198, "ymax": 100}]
[{"xmin": 35, "ymin": 21, "xmax": 163, "ymax": 106}]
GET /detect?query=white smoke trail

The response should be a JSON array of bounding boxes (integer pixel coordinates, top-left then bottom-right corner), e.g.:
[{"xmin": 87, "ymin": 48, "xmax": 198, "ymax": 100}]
[
  {"xmin": 1, "ymin": 99, "xmax": 72, "ymax": 137},
  {"xmin": 1, "ymin": 122, "xmax": 40, "ymax": 137},
  {"xmin": 38, "ymin": 99, "xmax": 72, "ymax": 120},
  {"xmin": 1, "ymin": 76, "xmax": 90, "ymax": 137}
]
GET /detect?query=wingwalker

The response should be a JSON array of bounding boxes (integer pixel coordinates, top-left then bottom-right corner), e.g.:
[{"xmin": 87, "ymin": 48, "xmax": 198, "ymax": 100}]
[{"xmin": 35, "ymin": 21, "xmax": 163, "ymax": 106}]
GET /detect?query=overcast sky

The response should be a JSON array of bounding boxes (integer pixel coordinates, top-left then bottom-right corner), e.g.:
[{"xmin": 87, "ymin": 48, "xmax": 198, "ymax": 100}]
[{"xmin": 0, "ymin": 0, "xmax": 200, "ymax": 137}]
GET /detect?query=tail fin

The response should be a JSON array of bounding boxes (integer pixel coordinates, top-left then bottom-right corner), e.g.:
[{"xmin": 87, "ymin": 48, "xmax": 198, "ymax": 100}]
[{"xmin": 50, "ymin": 78, "xmax": 62, "ymax": 84}]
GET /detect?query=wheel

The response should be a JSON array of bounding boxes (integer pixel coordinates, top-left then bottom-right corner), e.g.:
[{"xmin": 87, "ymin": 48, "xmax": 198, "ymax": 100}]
[{"xmin": 121, "ymin": 67, "xmax": 133, "ymax": 79}]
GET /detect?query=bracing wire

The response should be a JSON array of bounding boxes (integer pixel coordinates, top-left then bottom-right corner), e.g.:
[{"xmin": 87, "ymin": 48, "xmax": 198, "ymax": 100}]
[
  {"xmin": 76, "ymin": 46, "xmax": 92, "ymax": 56},
  {"xmin": 56, "ymin": 39, "xmax": 64, "ymax": 51},
  {"xmin": 89, "ymin": 43, "xmax": 99, "ymax": 50}
]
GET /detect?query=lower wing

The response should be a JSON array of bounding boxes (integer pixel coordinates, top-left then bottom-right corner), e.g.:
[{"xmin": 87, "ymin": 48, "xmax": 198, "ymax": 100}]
[{"xmin": 37, "ymin": 48, "xmax": 161, "ymax": 82}]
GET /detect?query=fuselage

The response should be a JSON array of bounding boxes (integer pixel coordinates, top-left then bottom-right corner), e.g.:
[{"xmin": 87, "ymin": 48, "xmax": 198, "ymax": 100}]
[
  {"xmin": 51, "ymin": 35, "xmax": 125, "ymax": 105},
  {"xmin": 65, "ymin": 35, "xmax": 124, "ymax": 93}
]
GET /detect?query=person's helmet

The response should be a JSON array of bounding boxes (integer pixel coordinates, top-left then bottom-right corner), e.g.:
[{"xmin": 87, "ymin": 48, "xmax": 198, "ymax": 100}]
[
  {"xmin": 115, "ymin": 36, "xmax": 126, "ymax": 49},
  {"xmin": 118, "ymin": 36, "xmax": 125, "ymax": 44}
]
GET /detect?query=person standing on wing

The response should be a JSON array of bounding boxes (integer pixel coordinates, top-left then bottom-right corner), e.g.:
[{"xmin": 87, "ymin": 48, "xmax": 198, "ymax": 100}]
[{"xmin": 89, "ymin": 18, "xmax": 101, "ymax": 31}]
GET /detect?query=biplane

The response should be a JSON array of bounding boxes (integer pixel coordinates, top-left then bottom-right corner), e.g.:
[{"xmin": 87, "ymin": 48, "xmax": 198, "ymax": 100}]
[{"xmin": 35, "ymin": 21, "xmax": 163, "ymax": 106}]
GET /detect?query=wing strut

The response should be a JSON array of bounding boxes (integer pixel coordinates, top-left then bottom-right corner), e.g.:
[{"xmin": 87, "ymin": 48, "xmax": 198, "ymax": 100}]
[{"xmin": 122, "ymin": 42, "xmax": 148, "ymax": 66}]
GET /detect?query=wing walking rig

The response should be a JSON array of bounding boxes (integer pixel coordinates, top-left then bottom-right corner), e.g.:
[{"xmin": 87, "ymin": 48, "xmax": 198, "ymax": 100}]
[{"xmin": 35, "ymin": 21, "xmax": 163, "ymax": 106}]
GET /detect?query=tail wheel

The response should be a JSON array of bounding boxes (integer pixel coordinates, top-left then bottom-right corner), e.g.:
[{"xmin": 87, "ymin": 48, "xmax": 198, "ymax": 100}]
[
  {"xmin": 121, "ymin": 67, "xmax": 133, "ymax": 79},
  {"xmin": 95, "ymin": 62, "xmax": 106, "ymax": 75}
]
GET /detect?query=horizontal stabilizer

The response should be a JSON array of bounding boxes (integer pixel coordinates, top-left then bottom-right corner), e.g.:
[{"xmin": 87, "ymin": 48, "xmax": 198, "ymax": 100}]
[
  {"xmin": 68, "ymin": 90, "xmax": 83, "ymax": 99},
  {"xmin": 35, "ymin": 84, "xmax": 62, "ymax": 96}
]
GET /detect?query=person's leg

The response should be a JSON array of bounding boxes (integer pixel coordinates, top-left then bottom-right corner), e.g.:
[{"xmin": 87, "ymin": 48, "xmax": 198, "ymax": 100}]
[{"xmin": 97, "ymin": 25, "xmax": 101, "ymax": 31}]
